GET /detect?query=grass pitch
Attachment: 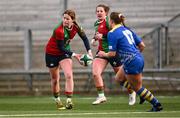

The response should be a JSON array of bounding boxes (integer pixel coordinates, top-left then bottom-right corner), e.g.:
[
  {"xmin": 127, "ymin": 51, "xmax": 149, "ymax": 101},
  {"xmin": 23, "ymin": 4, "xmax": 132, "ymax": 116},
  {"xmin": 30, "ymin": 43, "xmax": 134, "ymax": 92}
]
[{"xmin": 0, "ymin": 95, "xmax": 179, "ymax": 118}]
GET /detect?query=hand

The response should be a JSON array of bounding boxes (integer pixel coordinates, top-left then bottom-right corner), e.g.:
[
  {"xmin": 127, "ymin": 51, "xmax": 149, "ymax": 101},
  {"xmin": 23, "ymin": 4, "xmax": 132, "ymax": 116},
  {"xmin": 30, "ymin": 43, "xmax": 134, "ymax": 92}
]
[
  {"xmin": 91, "ymin": 39, "xmax": 97, "ymax": 47},
  {"xmin": 95, "ymin": 32, "xmax": 103, "ymax": 40},
  {"xmin": 72, "ymin": 53, "xmax": 81, "ymax": 62},
  {"xmin": 88, "ymin": 50, "xmax": 93, "ymax": 58},
  {"xmin": 97, "ymin": 51, "xmax": 107, "ymax": 57}
]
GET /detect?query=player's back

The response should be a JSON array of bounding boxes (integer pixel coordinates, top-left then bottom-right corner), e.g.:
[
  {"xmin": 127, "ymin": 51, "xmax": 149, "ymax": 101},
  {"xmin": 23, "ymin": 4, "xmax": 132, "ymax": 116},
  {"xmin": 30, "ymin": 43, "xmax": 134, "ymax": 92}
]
[
  {"xmin": 108, "ymin": 25, "xmax": 142, "ymax": 64},
  {"xmin": 109, "ymin": 25, "xmax": 139, "ymax": 54}
]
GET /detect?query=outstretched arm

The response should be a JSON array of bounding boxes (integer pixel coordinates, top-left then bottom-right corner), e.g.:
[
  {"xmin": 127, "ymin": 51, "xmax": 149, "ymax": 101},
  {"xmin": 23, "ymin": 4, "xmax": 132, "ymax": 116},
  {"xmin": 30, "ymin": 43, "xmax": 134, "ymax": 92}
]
[{"xmin": 77, "ymin": 26, "xmax": 93, "ymax": 57}]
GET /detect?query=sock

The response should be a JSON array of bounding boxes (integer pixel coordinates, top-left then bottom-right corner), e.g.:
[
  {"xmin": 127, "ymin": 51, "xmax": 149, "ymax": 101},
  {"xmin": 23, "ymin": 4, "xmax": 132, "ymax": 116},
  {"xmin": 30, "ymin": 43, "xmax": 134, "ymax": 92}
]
[
  {"xmin": 66, "ymin": 98, "xmax": 72, "ymax": 102},
  {"xmin": 67, "ymin": 95, "xmax": 72, "ymax": 98},
  {"xmin": 97, "ymin": 87, "xmax": 105, "ymax": 97},
  {"xmin": 54, "ymin": 97, "xmax": 61, "ymax": 102},
  {"xmin": 137, "ymin": 87, "xmax": 159, "ymax": 106},
  {"xmin": 53, "ymin": 92, "xmax": 61, "ymax": 102},
  {"xmin": 65, "ymin": 91, "xmax": 73, "ymax": 98},
  {"xmin": 53, "ymin": 92, "xmax": 60, "ymax": 98},
  {"xmin": 120, "ymin": 80, "xmax": 134, "ymax": 94}
]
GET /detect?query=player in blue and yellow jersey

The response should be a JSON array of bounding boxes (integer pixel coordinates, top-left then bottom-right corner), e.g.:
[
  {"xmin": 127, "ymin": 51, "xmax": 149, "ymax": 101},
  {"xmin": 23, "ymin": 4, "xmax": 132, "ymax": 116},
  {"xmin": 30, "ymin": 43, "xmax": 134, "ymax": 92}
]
[
  {"xmin": 45, "ymin": 9, "xmax": 92, "ymax": 110},
  {"xmin": 98, "ymin": 12, "xmax": 163, "ymax": 112},
  {"xmin": 91, "ymin": 4, "xmax": 137, "ymax": 105}
]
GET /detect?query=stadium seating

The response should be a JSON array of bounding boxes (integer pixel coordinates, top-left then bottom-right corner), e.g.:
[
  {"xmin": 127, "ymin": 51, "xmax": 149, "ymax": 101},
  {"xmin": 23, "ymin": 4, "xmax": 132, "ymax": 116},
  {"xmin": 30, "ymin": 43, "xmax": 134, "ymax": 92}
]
[
  {"xmin": 0, "ymin": 0, "xmax": 180, "ymax": 95},
  {"xmin": 0, "ymin": 0, "xmax": 180, "ymax": 69}
]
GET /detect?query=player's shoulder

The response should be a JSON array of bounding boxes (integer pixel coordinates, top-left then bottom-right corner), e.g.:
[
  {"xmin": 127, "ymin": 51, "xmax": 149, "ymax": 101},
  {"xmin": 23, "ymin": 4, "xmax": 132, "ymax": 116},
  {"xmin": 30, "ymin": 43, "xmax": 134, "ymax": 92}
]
[
  {"xmin": 54, "ymin": 23, "xmax": 63, "ymax": 32},
  {"xmin": 94, "ymin": 20, "xmax": 99, "ymax": 26}
]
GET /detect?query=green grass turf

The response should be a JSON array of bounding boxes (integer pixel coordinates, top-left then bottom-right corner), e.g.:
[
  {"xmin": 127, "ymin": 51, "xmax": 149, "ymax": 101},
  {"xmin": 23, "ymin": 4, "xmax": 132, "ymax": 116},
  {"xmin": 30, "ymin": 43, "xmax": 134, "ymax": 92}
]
[{"xmin": 0, "ymin": 95, "xmax": 179, "ymax": 118}]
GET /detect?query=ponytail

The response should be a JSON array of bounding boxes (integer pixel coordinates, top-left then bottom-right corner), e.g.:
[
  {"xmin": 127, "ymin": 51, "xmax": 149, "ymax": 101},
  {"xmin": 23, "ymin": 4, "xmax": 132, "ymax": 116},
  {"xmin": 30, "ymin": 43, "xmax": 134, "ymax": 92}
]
[{"xmin": 110, "ymin": 12, "xmax": 126, "ymax": 27}]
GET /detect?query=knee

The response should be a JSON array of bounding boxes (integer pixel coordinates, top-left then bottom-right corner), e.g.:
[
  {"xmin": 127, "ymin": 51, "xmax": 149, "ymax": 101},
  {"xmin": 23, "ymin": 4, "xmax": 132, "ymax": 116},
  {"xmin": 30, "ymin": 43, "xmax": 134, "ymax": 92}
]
[
  {"xmin": 51, "ymin": 78, "xmax": 59, "ymax": 85},
  {"xmin": 114, "ymin": 76, "xmax": 120, "ymax": 82},
  {"xmin": 92, "ymin": 72, "xmax": 101, "ymax": 80},
  {"xmin": 130, "ymin": 82, "xmax": 142, "ymax": 92},
  {"xmin": 51, "ymin": 74, "xmax": 59, "ymax": 81},
  {"xmin": 65, "ymin": 73, "xmax": 73, "ymax": 81}
]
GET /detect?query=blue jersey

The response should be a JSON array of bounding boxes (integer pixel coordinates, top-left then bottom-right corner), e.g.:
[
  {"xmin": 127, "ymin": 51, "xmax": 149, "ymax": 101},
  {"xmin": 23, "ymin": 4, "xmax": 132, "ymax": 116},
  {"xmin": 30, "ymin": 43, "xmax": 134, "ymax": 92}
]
[{"xmin": 108, "ymin": 24, "xmax": 144, "ymax": 74}]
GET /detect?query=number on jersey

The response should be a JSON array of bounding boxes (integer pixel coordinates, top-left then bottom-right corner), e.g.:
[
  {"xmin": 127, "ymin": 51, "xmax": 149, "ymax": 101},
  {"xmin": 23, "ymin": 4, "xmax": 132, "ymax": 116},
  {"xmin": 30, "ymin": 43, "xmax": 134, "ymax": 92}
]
[{"xmin": 122, "ymin": 30, "xmax": 135, "ymax": 45}]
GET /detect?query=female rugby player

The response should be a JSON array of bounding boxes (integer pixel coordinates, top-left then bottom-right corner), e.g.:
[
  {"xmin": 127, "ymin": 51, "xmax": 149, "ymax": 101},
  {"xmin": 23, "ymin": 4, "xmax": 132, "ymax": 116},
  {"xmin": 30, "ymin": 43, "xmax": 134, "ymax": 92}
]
[
  {"xmin": 91, "ymin": 4, "xmax": 136, "ymax": 105},
  {"xmin": 98, "ymin": 12, "xmax": 163, "ymax": 112},
  {"xmin": 45, "ymin": 9, "xmax": 92, "ymax": 110}
]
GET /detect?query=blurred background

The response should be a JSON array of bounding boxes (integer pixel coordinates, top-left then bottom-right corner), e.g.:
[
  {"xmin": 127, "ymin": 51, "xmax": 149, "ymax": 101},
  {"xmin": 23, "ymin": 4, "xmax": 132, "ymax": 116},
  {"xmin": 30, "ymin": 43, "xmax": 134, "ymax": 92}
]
[{"xmin": 0, "ymin": 0, "xmax": 179, "ymax": 96}]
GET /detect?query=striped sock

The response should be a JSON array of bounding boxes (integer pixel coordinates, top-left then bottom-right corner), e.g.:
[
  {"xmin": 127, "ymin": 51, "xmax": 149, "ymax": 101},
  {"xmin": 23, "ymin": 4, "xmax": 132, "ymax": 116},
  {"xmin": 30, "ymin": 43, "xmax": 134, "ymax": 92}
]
[
  {"xmin": 137, "ymin": 87, "xmax": 159, "ymax": 106},
  {"xmin": 120, "ymin": 81, "xmax": 134, "ymax": 94}
]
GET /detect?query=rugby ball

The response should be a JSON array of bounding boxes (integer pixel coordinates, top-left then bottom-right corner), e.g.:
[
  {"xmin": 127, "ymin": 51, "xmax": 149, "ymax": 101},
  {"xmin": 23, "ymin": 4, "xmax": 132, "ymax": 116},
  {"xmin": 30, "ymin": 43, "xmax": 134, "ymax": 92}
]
[{"xmin": 80, "ymin": 54, "xmax": 93, "ymax": 66}]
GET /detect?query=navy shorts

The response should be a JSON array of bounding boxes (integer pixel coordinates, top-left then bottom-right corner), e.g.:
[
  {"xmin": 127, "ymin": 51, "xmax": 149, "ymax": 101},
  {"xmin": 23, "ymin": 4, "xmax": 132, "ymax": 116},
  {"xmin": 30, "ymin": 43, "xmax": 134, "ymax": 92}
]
[
  {"xmin": 95, "ymin": 51, "xmax": 122, "ymax": 67},
  {"xmin": 45, "ymin": 53, "xmax": 71, "ymax": 68},
  {"xmin": 123, "ymin": 54, "xmax": 144, "ymax": 74}
]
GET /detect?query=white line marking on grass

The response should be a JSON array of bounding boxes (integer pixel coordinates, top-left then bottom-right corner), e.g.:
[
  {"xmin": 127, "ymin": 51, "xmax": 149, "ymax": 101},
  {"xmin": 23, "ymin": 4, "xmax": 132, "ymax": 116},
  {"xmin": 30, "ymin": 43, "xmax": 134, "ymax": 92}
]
[{"xmin": 0, "ymin": 111, "xmax": 179, "ymax": 117}]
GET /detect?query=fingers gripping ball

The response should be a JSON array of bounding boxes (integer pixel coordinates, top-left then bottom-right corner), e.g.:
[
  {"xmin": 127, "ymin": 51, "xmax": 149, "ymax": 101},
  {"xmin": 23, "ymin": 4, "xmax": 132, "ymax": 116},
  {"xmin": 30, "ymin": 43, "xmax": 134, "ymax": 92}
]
[{"xmin": 80, "ymin": 54, "xmax": 93, "ymax": 66}]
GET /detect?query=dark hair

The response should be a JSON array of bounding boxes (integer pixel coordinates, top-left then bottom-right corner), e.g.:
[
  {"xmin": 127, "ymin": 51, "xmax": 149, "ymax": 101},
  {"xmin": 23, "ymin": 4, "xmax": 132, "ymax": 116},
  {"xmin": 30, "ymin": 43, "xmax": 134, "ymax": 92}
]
[
  {"xmin": 96, "ymin": 4, "xmax": 110, "ymax": 15},
  {"xmin": 110, "ymin": 12, "xmax": 126, "ymax": 26},
  {"xmin": 63, "ymin": 9, "xmax": 76, "ymax": 20}
]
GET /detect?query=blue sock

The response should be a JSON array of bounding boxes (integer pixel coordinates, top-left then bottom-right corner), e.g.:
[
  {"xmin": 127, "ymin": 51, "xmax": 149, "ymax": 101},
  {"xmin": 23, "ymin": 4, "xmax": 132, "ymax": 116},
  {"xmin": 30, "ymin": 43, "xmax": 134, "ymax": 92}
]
[{"xmin": 137, "ymin": 87, "xmax": 159, "ymax": 106}]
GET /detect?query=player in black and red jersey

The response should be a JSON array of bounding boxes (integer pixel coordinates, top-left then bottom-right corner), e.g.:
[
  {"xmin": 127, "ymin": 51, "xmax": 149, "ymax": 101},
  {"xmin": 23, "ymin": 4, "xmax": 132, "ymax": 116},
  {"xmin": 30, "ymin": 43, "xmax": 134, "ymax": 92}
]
[{"xmin": 45, "ymin": 9, "xmax": 92, "ymax": 110}]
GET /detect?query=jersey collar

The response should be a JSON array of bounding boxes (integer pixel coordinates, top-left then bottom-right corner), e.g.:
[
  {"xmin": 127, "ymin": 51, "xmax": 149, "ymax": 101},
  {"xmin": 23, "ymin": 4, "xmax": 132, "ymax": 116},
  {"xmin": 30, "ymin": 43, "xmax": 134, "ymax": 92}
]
[{"xmin": 110, "ymin": 24, "xmax": 122, "ymax": 32}]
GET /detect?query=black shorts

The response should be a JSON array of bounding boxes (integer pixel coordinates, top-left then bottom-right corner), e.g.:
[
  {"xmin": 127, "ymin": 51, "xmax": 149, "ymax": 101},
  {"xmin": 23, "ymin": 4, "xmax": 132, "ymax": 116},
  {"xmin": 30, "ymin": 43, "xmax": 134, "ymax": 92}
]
[
  {"xmin": 45, "ymin": 53, "xmax": 71, "ymax": 68},
  {"xmin": 95, "ymin": 51, "xmax": 122, "ymax": 67}
]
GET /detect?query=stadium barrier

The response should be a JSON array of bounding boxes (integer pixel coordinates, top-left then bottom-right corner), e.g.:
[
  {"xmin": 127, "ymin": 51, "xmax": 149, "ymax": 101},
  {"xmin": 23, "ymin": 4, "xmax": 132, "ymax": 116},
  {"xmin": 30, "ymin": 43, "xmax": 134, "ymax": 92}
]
[
  {"xmin": 142, "ymin": 13, "xmax": 180, "ymax": 68},
  {"xmin": 0, "ymin": 68, "xmax": 179, "ymax": 95}
]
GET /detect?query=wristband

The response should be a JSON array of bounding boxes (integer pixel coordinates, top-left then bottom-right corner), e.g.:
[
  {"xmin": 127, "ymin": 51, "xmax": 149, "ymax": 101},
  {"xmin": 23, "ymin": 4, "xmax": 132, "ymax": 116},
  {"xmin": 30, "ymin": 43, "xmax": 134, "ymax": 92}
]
[
  {"xmin": 72, "ymin": 53, "xmax": 76, "ymax": 57},
  {"xmin": 88, "ymin": 50, "xmax": 92, "ymax": 54}
]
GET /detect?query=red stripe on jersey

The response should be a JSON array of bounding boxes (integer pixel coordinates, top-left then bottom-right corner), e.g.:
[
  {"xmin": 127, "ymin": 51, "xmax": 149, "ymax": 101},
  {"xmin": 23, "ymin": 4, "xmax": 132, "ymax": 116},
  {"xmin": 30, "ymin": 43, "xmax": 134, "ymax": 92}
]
[
  {"xmin": 96, "ymin": 19, "xmax": 109, "ymax": 51},
  {"xmin": 45, "ymin": 23, "xmax": 79, "ymax": 55}
]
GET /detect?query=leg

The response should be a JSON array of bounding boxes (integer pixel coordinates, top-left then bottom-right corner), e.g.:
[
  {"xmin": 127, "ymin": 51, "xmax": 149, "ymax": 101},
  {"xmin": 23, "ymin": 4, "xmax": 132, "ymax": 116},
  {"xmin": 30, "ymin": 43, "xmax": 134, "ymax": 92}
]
[
  {"xmin": 92, "ymin": 58, "xmax": 108, "ymax": 105},
  {"xmin": 126, "ymin": 74, "xmax": 163, "ymax": 112},
  {"xmin": 49, "ymin": 67, "xmax": 60, "ymax": 96},
  {"xmin": 60, "ymin": 58, "xmax": 74, "ymax": 97},
  {"xmin": 114, "ymin": 66, "xmax": 136, "ymax": 105},
  {"xmin": 114, "ymin": 66, "xmax": 134, "ymax": 94},
  {"xmin": 49, "ymin": 66, "xmax": 65, "ymax": 110},
  {"xmin": 59, "ymin": 58, "xmax": 74, "ymax": 109}
]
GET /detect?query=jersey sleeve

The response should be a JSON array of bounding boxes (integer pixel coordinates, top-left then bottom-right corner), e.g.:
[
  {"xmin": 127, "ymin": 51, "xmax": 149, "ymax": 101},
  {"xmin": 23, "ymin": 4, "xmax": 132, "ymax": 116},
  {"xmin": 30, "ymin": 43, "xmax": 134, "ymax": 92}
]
[
  {"xmin": 76, "ymin": 24, "xmax": 91, "ymax": 51},
  {"xmin": 108, "ymin": 32, "xmax": 117, "ymax": 51}
]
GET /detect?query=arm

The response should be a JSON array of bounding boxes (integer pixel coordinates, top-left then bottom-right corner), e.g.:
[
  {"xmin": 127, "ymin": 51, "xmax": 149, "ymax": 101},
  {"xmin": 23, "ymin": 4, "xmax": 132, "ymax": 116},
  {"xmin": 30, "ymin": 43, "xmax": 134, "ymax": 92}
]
[
  {"xmin": 74, "ymin": 22, "xmax": 91, "ymax": 52},
  {"xmin": 76, "ymin": 24, "xmax": 93, "ymax": 57},
  {"xmin": 78, "ymin": 32, "xmax": 91, "ymax": 52},
  {"xmin": 56, "ymin": 39, "xmax": 75, "ymax": 56},
  {"xmin": 137, "ymin": 41, "xmax": 145, "ymax": 52},
  {"xmin": 78, "ymin": 31, "xmax": 93, "ymax": 57},
  {"xmin": 57, "ymin": 39, "xmax": 82, "ymax": 63},
  {"xmin": 131, "ymin": 31, "xmax": 146, "ymax": 52},
  {"xmin": 98, "ymin": 32, "xmax": 117, "ymax": 58},
  {"xmin": 98, "ymin": 50, "xmax": 116, "ymax": 58}
]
